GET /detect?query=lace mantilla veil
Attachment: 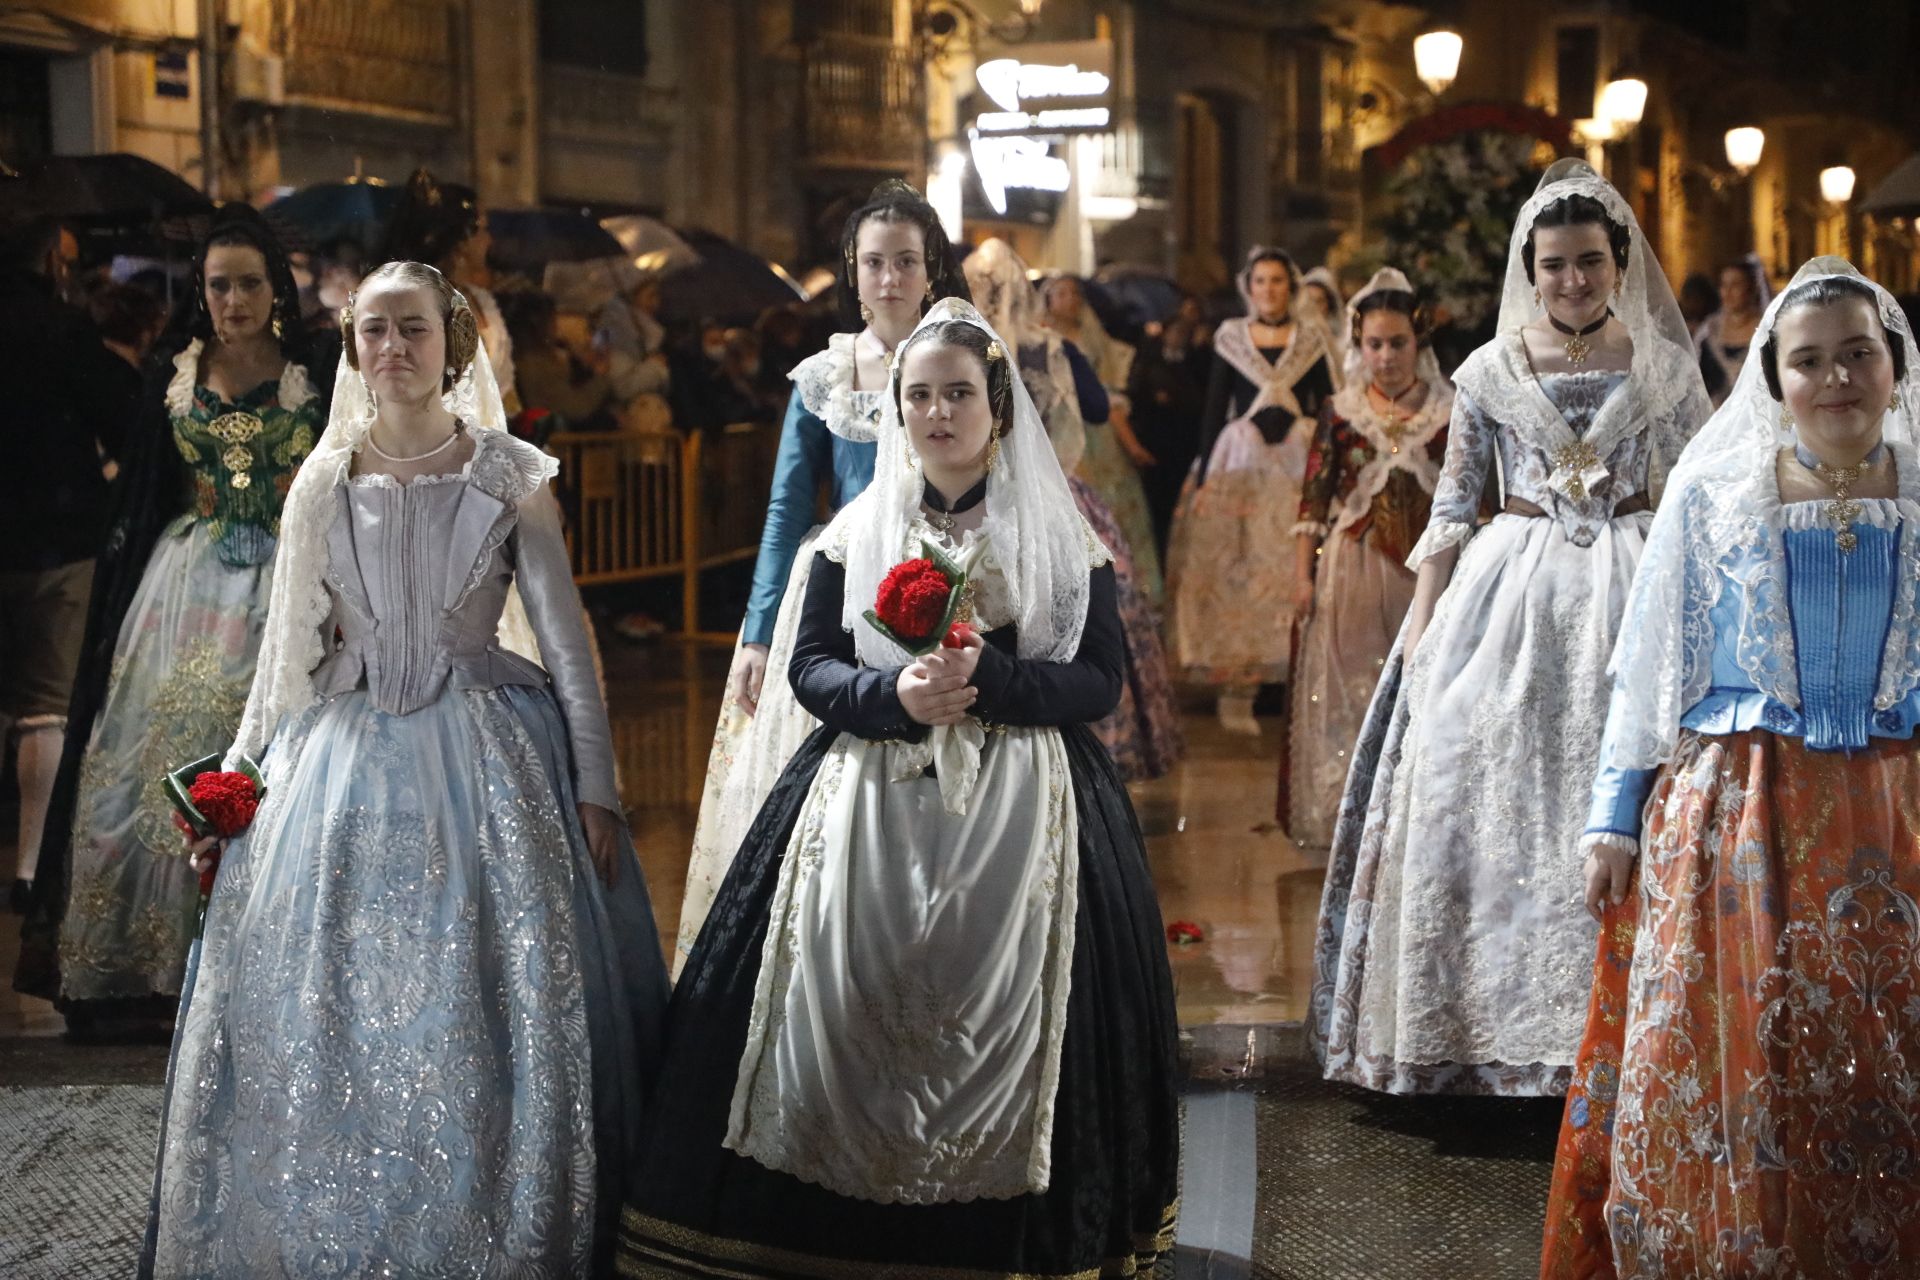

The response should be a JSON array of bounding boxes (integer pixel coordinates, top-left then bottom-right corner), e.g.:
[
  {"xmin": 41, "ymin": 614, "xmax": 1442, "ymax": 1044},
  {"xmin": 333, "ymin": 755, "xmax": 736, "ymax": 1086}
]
[
  {"xmin": 1601, "ymin": 256, "xmax": 1920, "ymax": 777},
  {"xmin": 966, "ymin": 238, "xmax": 1087, "ymax": 473},
  {"xmin": 1341, "ymin": 266, "xmax": 1447, "ymax": 389},
  {"xmin": 826, "ymin": 297, "xmax": 1107, "ymax": 670},
  {"xmin": 228, "ymin": 312, "xmax": 523, "ymax": 763}
]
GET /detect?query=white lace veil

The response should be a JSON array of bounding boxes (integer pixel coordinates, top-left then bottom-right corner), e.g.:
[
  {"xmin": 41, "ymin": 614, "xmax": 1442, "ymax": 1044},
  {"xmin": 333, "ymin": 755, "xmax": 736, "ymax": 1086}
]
[
  {"xmin": 828, "ymin": 297, "xmax": 1103, "ymax": 668},
  {"xmin": 964, "ymin": 238, "xmax": 1087, "ymax": 473},
  {"xmin": 1496, "ymin": 158, "xmax": 1694, "ymax": 359},
  {"xmin": 229, "ymin": 286, "xmax": 517, "ymax": 762},
  {"xmin": 1342, "ymin": 266, "xmax": 1444, "ymax": 388},
  {"xmin": 1602, "ymin": 256, "xmax": 1920, "ymax": 772}
]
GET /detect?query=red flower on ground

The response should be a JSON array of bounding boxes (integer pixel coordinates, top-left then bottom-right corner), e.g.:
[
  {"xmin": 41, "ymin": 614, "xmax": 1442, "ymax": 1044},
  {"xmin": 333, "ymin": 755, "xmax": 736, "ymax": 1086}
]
[
  {"xmin": 875, "ymin": 558, "xmax": 953, "ymax": 642},
  {"xmin": 1166, "ymin": 920, "xmax": 1206, "ymax": 946},
  {"xmin": 187, "ymin": 771, "xmax": 260, "ymax": 839}
]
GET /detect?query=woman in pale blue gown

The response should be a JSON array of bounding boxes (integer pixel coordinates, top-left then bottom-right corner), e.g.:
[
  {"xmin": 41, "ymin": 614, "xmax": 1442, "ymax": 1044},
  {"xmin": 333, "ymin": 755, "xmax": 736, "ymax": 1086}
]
[{"xmin": 141, "ymin": 261, "xmax": 667, "ymax": 1278}]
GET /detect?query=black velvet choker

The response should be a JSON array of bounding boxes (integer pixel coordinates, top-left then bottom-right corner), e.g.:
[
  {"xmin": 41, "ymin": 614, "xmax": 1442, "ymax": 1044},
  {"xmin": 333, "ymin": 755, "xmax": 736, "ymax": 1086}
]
[{"xmin": 923, "ymin": 476, "xmax": 988, "ymax": 514}]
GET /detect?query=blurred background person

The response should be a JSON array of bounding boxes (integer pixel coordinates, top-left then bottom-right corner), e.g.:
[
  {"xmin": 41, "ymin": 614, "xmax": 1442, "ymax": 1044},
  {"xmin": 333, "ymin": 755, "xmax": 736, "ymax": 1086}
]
[{"xmin": 0, "ymin": 217, "xmax": 139, "ymax": 915}]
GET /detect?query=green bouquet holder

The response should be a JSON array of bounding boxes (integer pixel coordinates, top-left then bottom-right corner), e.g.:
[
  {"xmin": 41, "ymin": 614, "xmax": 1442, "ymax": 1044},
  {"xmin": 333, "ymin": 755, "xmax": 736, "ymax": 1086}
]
[{"xmin": 163, "ymin": 753, "xmax": 266, "ymax": 840}]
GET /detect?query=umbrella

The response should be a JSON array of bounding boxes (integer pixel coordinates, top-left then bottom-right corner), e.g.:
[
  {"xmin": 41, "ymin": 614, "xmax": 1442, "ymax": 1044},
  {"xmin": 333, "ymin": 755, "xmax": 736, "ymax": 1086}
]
[
  {"xmin": 655, "ymin": 228, "xmax": 806, "ymax": 326},
  {"xmin": 601, "ymin": 214, "xmax": 698, "ymax": 273},
  {"xmin": 8, "ymin": 153, "xmax": 213, "ymax": 255},
  {"xmin": 1088, "ymin": 263, "xmax": 1183, "ymax": 333},
  {"xmin": 263, "ymin": 180, "xmax": 399, "ymax": 256},
  {"xmin": 486, "ymin": 208, "xmax": 625, "ymax": 277},
  {"xmin": 1862, "ymin": 153, "xmax": 1920, "ymax": 219}
]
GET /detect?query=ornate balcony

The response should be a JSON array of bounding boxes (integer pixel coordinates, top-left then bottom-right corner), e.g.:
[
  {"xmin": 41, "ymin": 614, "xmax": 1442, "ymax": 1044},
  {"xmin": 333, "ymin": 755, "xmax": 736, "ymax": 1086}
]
[
  {"xmin": 800, "ymin": 39, "xmax": 924, "ymax": 170},
  {"xmin": 282, "ymin": 0, "xmax": 458, "ymax": 124}
]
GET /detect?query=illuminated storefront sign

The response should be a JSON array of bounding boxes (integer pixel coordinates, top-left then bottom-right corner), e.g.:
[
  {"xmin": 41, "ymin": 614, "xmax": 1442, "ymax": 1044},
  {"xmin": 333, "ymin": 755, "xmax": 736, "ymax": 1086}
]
[
  {"xmin": 968, "ymin": 40, "xmax": 1114, "ymax": 137},
  {"xmin": 962, "ymin": 39, "xmax": 1113, "ymax": 215},
  {"xmin": 969, "ymin": 133, "xmax": 1071, "ymax": 214}
]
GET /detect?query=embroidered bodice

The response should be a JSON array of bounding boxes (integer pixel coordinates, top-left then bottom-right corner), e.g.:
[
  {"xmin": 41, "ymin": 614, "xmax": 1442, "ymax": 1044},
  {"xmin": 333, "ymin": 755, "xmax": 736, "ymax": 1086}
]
[
  {"xmin": 309, "ymin": 430, "xmax": 620, "ymax": 812},
  {"xmin": 1589, "ymin": 498, "xmax": 1919, "ymax": 834},
  {"xmin": 170, "ymin": 370, "xmax": 320, "ymax": 567},
  {"xmin": 1296, "ymin": 379, "xmax": 1453, "ymax": 562}
]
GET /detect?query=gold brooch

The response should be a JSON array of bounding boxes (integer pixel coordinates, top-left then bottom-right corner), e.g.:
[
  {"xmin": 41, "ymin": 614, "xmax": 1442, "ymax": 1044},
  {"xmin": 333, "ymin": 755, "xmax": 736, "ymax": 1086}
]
[
  {"xmin": 222, "ymin": 445, "xmax": 254, "ymax": 474},
  {"xmin": 1553, "ymin": 440, "xmax": 1601, "ymax": 502},
  {"xmin": 208, "ymin": 411, "xmax": 264, "ymax": 445}
]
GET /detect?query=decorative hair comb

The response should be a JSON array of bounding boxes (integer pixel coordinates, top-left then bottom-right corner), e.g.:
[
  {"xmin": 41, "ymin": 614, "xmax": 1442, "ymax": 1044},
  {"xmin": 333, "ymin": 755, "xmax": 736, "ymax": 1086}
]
[{"xmin": 985, "ymin": 339, "xmax": 1005, "ymax": 362}]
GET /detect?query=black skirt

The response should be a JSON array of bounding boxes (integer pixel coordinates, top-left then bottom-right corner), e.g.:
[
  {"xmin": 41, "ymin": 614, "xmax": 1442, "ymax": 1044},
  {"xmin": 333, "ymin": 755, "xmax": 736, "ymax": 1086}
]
[{"xmin": 618, "ymin": 722, "xmax": 1180, "ymax": 1279}]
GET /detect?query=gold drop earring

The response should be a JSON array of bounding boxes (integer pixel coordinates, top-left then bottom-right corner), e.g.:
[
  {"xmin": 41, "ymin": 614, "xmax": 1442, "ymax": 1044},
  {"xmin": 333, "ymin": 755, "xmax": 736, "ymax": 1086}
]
[
  {"xmin": 860, "ymin": 302, "xmax": 874, "ymax": 325},
  {"xmin": 983, "ymin": 427, "xmax": 1002, "ymax": 473}
]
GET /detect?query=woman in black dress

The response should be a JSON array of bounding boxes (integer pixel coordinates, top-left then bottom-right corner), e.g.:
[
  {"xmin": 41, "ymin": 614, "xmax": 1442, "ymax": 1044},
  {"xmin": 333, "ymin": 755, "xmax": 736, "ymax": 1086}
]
[{"xmin": 618, "ymin": 299, "xmax": 1180, "ymax": 1278}]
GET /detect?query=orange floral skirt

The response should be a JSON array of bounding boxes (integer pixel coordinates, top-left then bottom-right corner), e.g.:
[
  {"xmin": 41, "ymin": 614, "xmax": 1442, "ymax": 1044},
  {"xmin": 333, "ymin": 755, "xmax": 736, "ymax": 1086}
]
[{"xmin": 1541, "ymin": 729, "xmax": 1920, "ymax": 1279}]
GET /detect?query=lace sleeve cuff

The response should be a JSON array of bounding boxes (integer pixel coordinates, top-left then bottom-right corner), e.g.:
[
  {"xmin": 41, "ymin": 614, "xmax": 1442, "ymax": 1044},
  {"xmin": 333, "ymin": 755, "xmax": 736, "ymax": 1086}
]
[
  {"xmin": 1405, "ymin": 519, "xmax": 1473, "ymax": 570},
  {"xmin": 1579, "ymin": 829, "xmax": 1640, "ymax": 861},
  {"xmin": 1291, "ymin": 521, "xmax": 1329, "ymax": 540}
]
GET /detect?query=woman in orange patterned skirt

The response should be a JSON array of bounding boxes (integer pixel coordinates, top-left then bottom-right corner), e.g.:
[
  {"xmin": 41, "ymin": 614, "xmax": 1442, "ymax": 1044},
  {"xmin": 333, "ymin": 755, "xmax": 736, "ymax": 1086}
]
[{"xmin": 1542, "ymin": 258, "xmax": 1920, "ymax": 1278}]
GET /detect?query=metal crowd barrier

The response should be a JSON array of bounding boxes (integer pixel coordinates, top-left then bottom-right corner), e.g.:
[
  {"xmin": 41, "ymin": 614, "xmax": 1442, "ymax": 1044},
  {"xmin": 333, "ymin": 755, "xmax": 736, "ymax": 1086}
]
[{"xmin": 545, "ymin": 422, "xmax": 779, "ymax": 641}]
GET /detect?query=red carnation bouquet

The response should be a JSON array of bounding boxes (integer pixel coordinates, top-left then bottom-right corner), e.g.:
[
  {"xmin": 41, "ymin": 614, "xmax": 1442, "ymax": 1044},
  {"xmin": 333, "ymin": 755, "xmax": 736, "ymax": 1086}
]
[
  {"xmin": 866, "ymin": 540, "xmax": 977, "ymax": 655},
  {"xmin": 164, "ymin": 753, "xmax": 266, "ymax": 937}
]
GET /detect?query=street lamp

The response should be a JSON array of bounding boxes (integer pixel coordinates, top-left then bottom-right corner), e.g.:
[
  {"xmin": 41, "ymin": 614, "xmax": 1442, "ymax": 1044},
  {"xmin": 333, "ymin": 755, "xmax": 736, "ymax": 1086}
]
[
  {"xmin": 1413, "ymin": 31, "xmax": 1462, "ymax": 96},
  {"xmin": 1820, "ymin": 165, "xmax": 1856, "ymax": 204},
  {"xmin": 1724, "ymin": 127, "xmax": 1765, "ymax": 176},
  {"xmin": 1597, "ymin": 72, "xmax": 1648, "ymax": 133}
]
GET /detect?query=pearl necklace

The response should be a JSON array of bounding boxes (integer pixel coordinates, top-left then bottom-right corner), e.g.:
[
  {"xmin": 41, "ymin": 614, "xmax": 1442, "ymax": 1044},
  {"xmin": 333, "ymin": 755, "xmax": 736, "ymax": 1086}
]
[{"xmin": 366, "ymin": 425, "xmax": 462, "ymax": 464}]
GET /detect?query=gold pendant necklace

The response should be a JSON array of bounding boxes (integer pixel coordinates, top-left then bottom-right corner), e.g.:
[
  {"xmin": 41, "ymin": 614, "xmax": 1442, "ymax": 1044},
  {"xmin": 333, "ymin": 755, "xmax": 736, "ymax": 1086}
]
[
  {"xmin": 1811, "ymin": 460, "xmax": 1868, "ymax": 554},
  {"xmin": 1548, "ymin": 310, "xmax": 1611, "ymax": 368},
  {"xmin": 1369, "ymin": 381, "xmax": 1419, "ymax": 455}
]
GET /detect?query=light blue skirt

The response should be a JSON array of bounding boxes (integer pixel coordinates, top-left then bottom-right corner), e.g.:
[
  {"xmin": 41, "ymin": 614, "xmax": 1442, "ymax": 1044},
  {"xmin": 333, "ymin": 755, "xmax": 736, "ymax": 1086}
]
[{"xmin": 141, "ymin": 683, "xmax": 667, "ymax": 1278}]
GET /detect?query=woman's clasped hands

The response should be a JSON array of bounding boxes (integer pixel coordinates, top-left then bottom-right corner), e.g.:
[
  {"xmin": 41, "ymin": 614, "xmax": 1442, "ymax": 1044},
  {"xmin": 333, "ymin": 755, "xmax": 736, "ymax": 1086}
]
[{"xmin": 896, "ymin": 628, "xmax": 986, "ymax": 726}]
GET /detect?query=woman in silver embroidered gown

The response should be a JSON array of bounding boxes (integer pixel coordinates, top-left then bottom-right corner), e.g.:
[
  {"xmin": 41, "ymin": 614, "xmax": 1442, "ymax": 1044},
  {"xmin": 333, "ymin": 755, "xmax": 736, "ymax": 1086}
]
[
  {"xmin": 1309, "ymin": 160, "xmax": 1711, "ymax": 1096},
  {"xmin": 141, "ymin": 262, "xmax": 667, "ymax": 1278}
]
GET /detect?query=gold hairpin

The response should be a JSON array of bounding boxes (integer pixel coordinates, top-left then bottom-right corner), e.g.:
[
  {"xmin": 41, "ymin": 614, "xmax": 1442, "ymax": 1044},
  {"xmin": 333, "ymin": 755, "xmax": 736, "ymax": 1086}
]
[{"xmin": 986, "ymin": 339, "xmax": 1005, "ymax": 362}]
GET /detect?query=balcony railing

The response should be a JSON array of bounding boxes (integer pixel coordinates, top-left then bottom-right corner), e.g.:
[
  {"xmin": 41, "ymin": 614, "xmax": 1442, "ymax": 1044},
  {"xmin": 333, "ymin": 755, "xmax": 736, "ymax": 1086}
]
[
  {"xmin": 800, "ymin": 39, "xmax": 924, "ymax": 169},
  {"xmin": 541, "ymin": 63, "xmax": 677, "ymax": 145},
  {"xmin": 282, "ymin": 0, "xmax": 458, "ymax": 122}
]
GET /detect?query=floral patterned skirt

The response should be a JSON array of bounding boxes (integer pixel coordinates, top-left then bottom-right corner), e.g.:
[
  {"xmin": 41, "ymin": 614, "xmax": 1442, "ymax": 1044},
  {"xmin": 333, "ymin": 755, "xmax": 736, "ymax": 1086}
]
[
  {"xmin": 1284, "ymin": 531, "xmax": 1412, "ymax": 849},
  {"xmin": 1164, "ymin": 427, "xmax": 1310, "ymax": 688},
  {"xmin": 677, "ymin": 531, "xmax": 823, "ymax": 976},
  {"xmin": 60, "ymin": 521, "xmax": 268, "ymax": 1002},
  {"xmin": 1077, "ymin": 423, "xmax": 1164, "ymax": 608},
  {"xmin": 1541, "ymin": 729, "xmax": 1920, "ymax": 1279},
  {"xmin": 1072, "ymin": 478, "xmax": 1182, "ymax": 782}
]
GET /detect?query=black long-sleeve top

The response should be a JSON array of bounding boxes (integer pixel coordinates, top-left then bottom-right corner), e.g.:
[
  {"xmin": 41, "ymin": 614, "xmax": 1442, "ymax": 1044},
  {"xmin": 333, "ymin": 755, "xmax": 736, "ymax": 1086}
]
[
  {"xmin": 0, "ymin": 269, "xmax": 140, "ymax": 570},
  {"xmin": 789, "ymin": 552, "xmax": 1125, "ymax": 742},
  {"xmin": 1193, "ymin": 345, "xmax": 1333, "ymax": 486}
]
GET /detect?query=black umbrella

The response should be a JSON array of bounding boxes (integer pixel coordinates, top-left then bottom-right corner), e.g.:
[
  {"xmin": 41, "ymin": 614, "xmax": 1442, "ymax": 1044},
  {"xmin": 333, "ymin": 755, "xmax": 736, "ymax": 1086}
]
[
  {"xmin": 8, "ymin": 153, "xmax": 213, "ymax": 255},
  {"xmin": 262, "ymin": 181, "xmax": 400, "ymax": 257},
  {"xmin": 656, "ymin": 227, "xmax": 807, "ymax": 327},
  {"xmin": 1088, "ymin": 264, "xmax": 1184, "ymax": 332},
  {"xmin": 487, "ymin": 208, "xmax": 625, "ymax": 277}
]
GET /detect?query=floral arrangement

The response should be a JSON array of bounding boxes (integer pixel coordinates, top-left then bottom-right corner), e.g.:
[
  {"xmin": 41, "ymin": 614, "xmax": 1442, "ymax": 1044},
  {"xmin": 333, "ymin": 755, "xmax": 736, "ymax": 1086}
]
[{"xmin": 866, "ymin": 542, "xmax": 976, "ymax": 655}]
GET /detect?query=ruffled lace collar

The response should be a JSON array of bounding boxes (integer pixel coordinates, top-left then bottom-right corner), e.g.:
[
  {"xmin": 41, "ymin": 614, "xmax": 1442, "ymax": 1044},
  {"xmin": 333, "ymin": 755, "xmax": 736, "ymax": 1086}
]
[{"xmin": 791, "ymin": 332, "xmax": 885, "ymax": 443}]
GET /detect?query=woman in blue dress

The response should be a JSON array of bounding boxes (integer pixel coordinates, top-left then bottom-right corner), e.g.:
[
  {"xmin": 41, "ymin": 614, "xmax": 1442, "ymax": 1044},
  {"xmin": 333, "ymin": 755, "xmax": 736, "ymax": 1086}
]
[
  {"xmin": 1543, "ymin": 259, "xmax": 1920, "ymax": 1275},
  {"xmin": 142, "ymin": 261, "xmax": 667, "ymax": 1277},
  {"xmin": 677, "ymin": 181, "xmax": 970, "ymax": 971}
]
